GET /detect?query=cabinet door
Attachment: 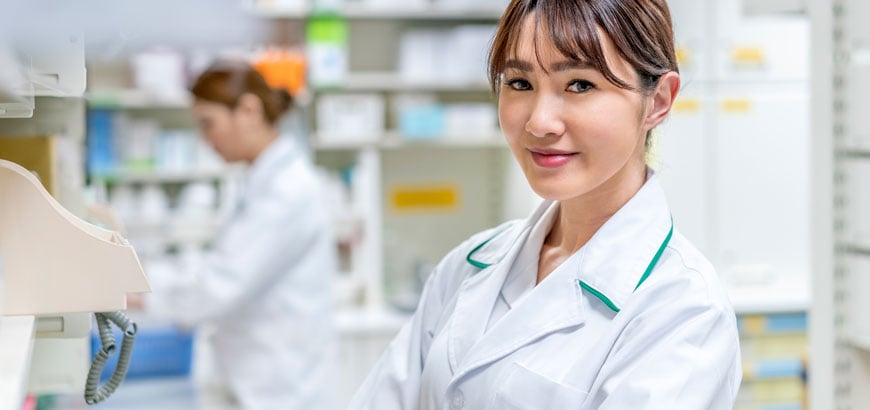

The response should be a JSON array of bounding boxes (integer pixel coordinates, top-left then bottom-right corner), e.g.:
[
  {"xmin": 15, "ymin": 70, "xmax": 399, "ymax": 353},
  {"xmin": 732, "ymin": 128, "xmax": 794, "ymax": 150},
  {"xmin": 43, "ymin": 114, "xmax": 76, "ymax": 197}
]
[
  {"xmin": 669, "ymin": 0, "xmax": 713, "ymax": 83},
  {"xmin": 714, "ymin": 84, "xmax": 810, "ymax": 283},
  {"xmin": 713, "ymin": 0, "xmax": 809, "ymax": 83},
  {"xmin": 657, "ymin": 86, "xmax": 710, "ymax": 256}
]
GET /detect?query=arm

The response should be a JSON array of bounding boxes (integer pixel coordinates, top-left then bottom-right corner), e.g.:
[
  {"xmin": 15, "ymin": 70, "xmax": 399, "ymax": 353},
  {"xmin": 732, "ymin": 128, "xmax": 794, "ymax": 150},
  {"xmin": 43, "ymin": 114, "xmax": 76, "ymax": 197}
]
[
  {"xmin": 584, "ymin": 300, "xmax": 742, "ymax": 410},
  {"xmin": 145, "ymin": 191, "xmax": 324, "ymax": 326}
]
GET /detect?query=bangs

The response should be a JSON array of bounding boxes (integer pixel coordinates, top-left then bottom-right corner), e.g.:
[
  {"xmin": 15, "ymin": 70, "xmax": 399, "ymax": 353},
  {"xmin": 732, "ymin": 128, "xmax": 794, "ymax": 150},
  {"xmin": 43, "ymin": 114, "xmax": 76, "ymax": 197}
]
[{"xmin": 488, "ymin": 0, "xmax": 635, "ymax": 93}]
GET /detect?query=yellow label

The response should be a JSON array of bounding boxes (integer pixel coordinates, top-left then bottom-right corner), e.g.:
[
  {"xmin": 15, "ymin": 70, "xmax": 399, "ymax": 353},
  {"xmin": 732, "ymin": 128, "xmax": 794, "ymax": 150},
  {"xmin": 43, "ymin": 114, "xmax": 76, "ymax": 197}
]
[
  {"xmin": 675, "ymin": 46, "xmax": 691, "ymax": 66},
  {"xmin": 732, "ymin": 46, "xmax": 765, "ymax": 65},
  {"xmin": 721, "ymin": 99, "xmax": 752, "ymax": 113},
  {"xmin": 391, "ymin": 184, "xmax": 459, "ymax": 211},
  {"xmin": 743, "ymin": 315, "xmax": 767, "ymax": 335},
  {"xmin": 672, "ymin": 98, "xmax": 701, "ymax": 114}
]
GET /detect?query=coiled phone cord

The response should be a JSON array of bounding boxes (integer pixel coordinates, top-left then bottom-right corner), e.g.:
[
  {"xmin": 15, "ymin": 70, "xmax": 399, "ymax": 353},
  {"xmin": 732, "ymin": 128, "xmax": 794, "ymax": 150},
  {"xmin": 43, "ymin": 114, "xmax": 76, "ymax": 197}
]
[{"xmin": 84, "ymin": 311, "xmax": 137, "ymax": 405}]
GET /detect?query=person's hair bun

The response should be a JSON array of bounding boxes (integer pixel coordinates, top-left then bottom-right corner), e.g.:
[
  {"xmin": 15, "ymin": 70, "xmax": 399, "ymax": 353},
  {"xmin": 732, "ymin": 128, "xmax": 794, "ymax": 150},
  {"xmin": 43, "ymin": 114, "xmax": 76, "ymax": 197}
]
[{"xmin": 273, "ymin": 87, "xmax": 294, "ymax": 117}]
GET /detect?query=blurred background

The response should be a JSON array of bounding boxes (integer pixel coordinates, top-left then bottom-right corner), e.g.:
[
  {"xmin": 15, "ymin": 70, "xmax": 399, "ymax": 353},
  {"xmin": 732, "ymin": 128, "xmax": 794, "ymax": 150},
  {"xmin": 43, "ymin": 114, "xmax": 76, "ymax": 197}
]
[{"xmin": 0, "ymin": 0, "xmax": 864, "ymax": 409}]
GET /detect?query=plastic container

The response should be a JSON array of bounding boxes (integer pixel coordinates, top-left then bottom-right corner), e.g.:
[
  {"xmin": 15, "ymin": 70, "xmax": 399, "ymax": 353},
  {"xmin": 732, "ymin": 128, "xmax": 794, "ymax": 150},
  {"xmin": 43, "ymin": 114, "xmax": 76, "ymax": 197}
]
[{"xmin": 89, "ymin": 324, "xmax": 193, "ymax": 381}]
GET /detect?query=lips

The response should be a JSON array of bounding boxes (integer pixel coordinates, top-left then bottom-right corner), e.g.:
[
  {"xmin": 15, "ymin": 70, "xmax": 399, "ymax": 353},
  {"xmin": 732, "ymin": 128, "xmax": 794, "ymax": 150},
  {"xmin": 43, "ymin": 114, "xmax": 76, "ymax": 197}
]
[{"xmin": 529, "ymin": 149, "xmax": 578, "ymax": 168}]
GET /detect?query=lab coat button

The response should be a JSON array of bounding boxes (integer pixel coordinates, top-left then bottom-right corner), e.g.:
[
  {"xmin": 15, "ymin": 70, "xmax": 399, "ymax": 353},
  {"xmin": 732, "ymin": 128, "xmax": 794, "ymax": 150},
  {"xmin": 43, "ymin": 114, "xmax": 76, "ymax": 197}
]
[{"xmin": 451, "ymin": 390, "xmax": 465, "ymax": 409}]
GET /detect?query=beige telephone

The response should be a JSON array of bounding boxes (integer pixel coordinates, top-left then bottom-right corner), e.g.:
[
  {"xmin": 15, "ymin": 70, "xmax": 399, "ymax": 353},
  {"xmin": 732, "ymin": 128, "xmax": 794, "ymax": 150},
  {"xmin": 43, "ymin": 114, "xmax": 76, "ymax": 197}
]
[{"xmin": 0, "ymin": 159, "xmax": 151, "ymax": 403}]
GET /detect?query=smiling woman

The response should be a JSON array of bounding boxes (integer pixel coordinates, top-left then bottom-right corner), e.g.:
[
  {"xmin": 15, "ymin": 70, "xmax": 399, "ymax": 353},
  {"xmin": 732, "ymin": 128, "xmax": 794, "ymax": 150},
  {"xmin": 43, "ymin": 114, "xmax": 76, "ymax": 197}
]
[{"xmin": 350, "ymin": 1, "xmax": 741, "ymax": 409}]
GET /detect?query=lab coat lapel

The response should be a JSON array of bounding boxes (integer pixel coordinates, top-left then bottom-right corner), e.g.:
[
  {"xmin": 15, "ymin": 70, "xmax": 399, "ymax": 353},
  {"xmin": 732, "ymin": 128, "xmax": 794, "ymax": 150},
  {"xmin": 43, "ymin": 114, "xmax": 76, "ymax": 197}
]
[
  {"xmin": 446, "ymin": 224, "xmax": 529, "ymax": 373},
  {"xmin": 452, "ymin": 251, "xmax": 586, "ymax": 381}
]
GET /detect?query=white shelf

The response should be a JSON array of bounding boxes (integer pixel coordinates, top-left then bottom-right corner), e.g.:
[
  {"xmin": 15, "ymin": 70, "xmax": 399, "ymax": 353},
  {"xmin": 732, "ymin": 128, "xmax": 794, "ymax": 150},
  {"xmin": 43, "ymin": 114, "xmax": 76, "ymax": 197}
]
[
  {"xmin": 312, "ymin": 131, "xmax": 504, "ymax": 151},
  {"xmin": 849, "ymin": 334, "xmax": 870, "ymax": 351},
  {"xmin": 87, "ymin": 89, "xmax": 192, "ymax": 110},
  {"xmin": 728, "ymin": 281, "xmax": 810, "ymax": 315},
  {"xmin": 92, "ymin": 168, "xmax": 235, "ymax": 184},
  {"xmin": 315, "ymin": 72, "xmax": 491, "ymax": 92},
  {"xmin": 0, "ymin": 315, "xmax": 36, "ymax": 410},
  {"xmin": 248, "ymin": 3, "xmax": 503, "ymax": 20},
  {"xmin": 743, "ymin": 0, "xmax": 807, "ymax": 15}
]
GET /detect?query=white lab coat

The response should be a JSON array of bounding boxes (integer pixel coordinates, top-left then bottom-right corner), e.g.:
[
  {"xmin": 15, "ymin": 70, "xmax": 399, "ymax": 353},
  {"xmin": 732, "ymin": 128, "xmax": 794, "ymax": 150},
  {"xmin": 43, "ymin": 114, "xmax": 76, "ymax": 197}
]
[
  {"xmin": 350, "ymin": 172, "xmax": 741, "ymax": 410},
  {"xmin": 146, "ymin": 136, "xmax": 336, "ymax": 410}
]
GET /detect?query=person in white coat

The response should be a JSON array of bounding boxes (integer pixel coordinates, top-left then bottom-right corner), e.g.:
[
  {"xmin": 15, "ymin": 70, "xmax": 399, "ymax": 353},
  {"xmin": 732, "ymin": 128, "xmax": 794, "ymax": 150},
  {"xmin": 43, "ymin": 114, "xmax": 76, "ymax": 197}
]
[
  {"xmin": 350, "ymin": 0, "xmax": 741, "ymax": 409},
  {"xmin": 132, "ymin": 60, "xmax": 336, "ymax": 410}
]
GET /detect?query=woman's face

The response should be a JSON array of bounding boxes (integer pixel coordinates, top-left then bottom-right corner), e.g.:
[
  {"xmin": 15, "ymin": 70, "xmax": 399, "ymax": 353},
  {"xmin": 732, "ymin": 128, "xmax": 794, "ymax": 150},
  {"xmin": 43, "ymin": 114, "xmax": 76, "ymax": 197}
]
[
  {"xmin": 192, "ymin": 100, "xmax": 244, "ymax": 162},
  {"xmin": 498, "ymin": 15, "xmax": 655, "ymax": 202}
]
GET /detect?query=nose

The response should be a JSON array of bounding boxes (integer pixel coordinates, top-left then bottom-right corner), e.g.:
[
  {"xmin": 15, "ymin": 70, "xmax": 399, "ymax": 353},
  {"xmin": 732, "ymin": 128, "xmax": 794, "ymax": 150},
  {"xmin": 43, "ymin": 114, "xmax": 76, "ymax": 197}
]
[{"xmin": 525, "ymin": 93, "xmax": 565, "ymax": 138}]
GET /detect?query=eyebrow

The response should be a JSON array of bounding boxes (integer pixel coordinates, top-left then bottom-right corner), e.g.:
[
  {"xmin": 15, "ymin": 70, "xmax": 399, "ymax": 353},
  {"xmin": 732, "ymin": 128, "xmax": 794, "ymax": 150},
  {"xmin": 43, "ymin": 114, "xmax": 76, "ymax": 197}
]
[{"xmin": 504, "ymin": 59, "xmax": 595, "ymax": 73}]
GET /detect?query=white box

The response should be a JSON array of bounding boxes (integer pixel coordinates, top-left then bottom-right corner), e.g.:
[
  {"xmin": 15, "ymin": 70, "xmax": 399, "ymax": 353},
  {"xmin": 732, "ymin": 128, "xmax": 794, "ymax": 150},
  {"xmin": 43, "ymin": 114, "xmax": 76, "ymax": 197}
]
[
  {"xmin": 843, "ymin": 158, "xmax": 870, "ymax": 248},
  {"xmin": 445, "ymin": 25, "xmax": 497, "ymax": 84},
  {"xmin": 443, "ymin": 103, "xmax": 497, "ymax": 140},
  {"xmin": 317, "ymin": 93, "xmax": 385, "ymax": 143},
  {"xmin": 399, "ymin": 30, "xmax": 448, "ymax": 83},
  {"xmin": 846, "ymin": 254, "xmax": 870, "ymax": 343},
  {"xmin": 845, "ymin": 64, "xmax": 870, "ymax": 151}
]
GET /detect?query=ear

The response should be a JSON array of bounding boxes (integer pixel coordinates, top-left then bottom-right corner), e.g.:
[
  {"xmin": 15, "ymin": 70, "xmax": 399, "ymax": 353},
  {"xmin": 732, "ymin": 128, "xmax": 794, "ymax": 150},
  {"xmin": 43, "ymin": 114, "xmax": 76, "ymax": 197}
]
[
  {"xmin": 236, "ymin": 93, "xmax": 265, "ymax": 120},
  {"xmin": 643, "ymin": 72, "xmax": 681, "ymax": 131}
]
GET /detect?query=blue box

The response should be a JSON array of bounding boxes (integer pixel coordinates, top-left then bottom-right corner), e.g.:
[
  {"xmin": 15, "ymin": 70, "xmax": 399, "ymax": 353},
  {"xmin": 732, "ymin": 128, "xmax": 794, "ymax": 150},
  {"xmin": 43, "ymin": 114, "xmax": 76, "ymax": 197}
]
[
  {"xmin": 90, "ymin": 325, "xmax": 193, "ymax": 381},
  {"xmin": 399, "ymin": 105, "xmax": 445, "ymax": 140}
]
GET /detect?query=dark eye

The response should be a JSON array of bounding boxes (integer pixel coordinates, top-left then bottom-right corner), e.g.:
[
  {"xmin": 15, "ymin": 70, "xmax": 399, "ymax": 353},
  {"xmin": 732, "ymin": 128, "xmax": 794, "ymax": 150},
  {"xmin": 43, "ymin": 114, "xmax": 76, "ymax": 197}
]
[
  {"xmin": 505, "ymin": 78, "xmax": 532, "ymax": 91},
  {"xmin": 567, "ymin": 80, "xmax": 595, "ymax": 93}
]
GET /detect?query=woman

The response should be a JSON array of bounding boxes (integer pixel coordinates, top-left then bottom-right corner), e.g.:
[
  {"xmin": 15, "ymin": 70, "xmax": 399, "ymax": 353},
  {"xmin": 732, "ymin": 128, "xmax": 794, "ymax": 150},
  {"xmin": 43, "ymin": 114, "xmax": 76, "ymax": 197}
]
[
  {"xmin": 137, "ymin": 61, "xmax": 336, "ymax": 410},
  {"xmin": 350, "ymin": 1, "xmax": 740, "ymax": 409}
]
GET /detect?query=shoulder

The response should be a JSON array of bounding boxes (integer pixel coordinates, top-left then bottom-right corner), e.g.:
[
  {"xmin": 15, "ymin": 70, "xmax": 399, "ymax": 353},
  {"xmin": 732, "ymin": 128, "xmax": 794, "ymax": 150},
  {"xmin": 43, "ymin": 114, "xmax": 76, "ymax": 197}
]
[
  {"xmin": 633, "ymin": 230, "xmax": 736, "ymax": 322},
  {"xmin": 254, "ymin": 155, "xmax": 326, "ymax": 214}
]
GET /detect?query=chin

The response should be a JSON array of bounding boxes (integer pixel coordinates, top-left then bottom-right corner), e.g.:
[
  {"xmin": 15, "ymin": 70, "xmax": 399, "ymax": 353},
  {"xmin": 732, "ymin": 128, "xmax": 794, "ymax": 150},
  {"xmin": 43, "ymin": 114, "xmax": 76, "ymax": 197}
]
[{"xmin": 527, "ymin": 178, "xmax": 589, "ymax": 202}]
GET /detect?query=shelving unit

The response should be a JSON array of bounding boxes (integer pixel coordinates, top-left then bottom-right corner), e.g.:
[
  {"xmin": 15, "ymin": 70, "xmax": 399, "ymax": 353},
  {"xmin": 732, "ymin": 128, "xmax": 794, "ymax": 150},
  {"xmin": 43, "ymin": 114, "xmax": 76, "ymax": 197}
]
[
  {"xmin": 311, "ymin": 130, "xmax": 503, "ymax": 150},
  {"xmin": 0, "ymin": 316, "xmax": 36, "ymax": 410},
  {"xmin": 90, "ymin": 168, "xmax": 237, "ymax": 184},
  {"xmin": 86, "ymin": 89, "xmax": 192, "ymax": 110},
  {"xmin": 247, "ymin": 3, "xmax": 504, "ymax": 20},
  {"xmin": 314, "ymin": 71, "xmax": 491, "ymax": 92}
]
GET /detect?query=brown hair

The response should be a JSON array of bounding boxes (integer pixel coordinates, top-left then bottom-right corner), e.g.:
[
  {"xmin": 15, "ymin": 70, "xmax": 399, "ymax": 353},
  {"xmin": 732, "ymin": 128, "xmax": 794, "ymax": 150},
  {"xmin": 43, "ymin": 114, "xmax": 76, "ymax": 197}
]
[
  {"xmin": 488, "ymin": 0, "xmax": 678, "ymax": 94},
  {"xmin": 190, "ymin": 60, "xmax": 294, "ymax": 125}
]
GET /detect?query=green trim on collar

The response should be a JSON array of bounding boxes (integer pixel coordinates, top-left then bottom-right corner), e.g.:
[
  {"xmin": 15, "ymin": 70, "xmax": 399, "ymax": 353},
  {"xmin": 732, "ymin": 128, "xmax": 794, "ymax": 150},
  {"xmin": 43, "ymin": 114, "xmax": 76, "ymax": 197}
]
[
  {"xmin": 634, "ymin": 218, "xmax": 674, "ymax": 292},
  {"xmin": 579, "ymin": 281, "xmax": 620, "ymax": 313},
  {"xmin": 579, "ymin": 216, "xmax": 673, "ymax": 313},
  {"xmin": 466, "ymin": 236, "xmax": 494, "ymax": 269},
  {"xmin": 465, "ymin": 224, "xmax": 516, "ymax": 269}
]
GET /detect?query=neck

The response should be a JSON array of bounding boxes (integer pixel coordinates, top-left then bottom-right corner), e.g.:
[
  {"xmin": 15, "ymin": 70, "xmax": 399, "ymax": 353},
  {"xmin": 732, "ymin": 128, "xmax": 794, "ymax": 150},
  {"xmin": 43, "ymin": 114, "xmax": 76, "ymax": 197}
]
[
  {"xmin": 547, "ymin": 162, "xmax": 648, "ymax": 254},
  {"xmin": 246, "ymin": 128, "xmax": 279, "ymax": 163}
]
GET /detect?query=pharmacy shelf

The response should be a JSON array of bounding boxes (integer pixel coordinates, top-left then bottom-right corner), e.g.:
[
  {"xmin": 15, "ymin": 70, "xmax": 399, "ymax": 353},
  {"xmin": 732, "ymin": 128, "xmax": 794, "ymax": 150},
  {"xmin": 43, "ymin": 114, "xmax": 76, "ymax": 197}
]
[
  {"xmin": 87, "ymin": 89, "xmax": 192, "ymax": 110},
  {"xmin": 314, "ymin": 72, "xmax": 491, "ymax": 93},
  {"xmin": 125, "ymin": 219, "xmax": 223, "ymax": 234},
  {"xmin": 843, "ymin": 245, "xmax": 870, "ymax": 256},
  {"xmin": 91, "ymin": 168, "xmax": 236, "ymax": 184},
  {"xmin": 728, "ymin": 282, "xmax": 810, "ymax": 315},
  {"xmin": 842, "ymin": 148, "xmax": 870, "ymax": 158},
  {"xmin": 248, "ymin": 3, "xmax": 503, "ymax": 20},
  {"xmin": 0, "ymin": 315, "xmax": 36, "ymax": 410},
  {"xmin": 312, "ymin": 131, "xmax": 504, "ymax": 151},
  {"xmin": 848, "ymin": 334, "xmax": 870, "ymax": 351},
  {"xmin": 743, "ymin": 0, "xmax": 807, "ymax": 15}
]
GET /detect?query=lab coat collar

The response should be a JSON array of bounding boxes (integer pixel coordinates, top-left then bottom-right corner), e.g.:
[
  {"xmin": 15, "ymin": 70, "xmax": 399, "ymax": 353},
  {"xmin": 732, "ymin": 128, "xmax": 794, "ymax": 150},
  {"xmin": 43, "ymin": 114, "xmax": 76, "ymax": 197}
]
[
  {"xmin": 465, "ymin": 169, "xmax": 672, "ymax": 313},
  {"xmin": 449, "ymin": 201, "xmax": 582, "ymax": 382},
  {"xmin": 575, "ymin": 170, "xmax": 672, "ymax": 312},
  {"xmin": 245, "ymin": 136, "xmax": 301, "ymax": 195},
  {"xmin": 465, "ymin": 199, "xmax": 551, "ymax": 269}
]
